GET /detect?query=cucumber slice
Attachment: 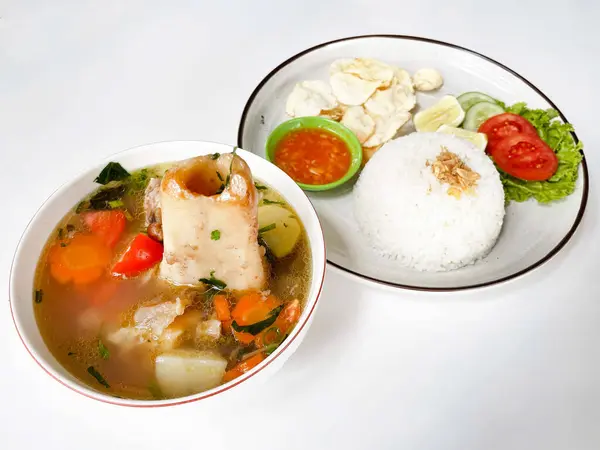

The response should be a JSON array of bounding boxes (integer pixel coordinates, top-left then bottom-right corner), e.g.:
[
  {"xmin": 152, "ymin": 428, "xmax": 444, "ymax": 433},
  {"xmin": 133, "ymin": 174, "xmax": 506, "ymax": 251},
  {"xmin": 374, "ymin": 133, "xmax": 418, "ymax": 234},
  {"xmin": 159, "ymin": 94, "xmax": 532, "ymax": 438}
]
[
  {"xmin": 462, "ymin": 101, "xmax": 505, "ymax": 131},
  {"xmin": 457, "ymin": 91, "xmax": 499, "ymax": 112}
]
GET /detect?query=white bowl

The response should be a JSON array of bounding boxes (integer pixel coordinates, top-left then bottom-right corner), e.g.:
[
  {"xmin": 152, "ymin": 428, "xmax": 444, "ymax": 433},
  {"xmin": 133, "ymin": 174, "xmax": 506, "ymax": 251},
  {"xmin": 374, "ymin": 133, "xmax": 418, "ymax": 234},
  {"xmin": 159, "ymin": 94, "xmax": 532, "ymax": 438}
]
[{"xmin": 9, "ymin": 141, "xmax": 326, "ymax": 407}]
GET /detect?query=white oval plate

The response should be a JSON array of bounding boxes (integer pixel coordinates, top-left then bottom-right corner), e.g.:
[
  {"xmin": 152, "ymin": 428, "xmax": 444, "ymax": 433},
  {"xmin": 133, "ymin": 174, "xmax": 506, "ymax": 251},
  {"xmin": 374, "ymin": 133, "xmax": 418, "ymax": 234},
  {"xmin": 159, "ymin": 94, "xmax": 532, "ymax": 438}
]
[{"xmin": 237, "ymin": 35, "xmax": 588, "ymax": 291}]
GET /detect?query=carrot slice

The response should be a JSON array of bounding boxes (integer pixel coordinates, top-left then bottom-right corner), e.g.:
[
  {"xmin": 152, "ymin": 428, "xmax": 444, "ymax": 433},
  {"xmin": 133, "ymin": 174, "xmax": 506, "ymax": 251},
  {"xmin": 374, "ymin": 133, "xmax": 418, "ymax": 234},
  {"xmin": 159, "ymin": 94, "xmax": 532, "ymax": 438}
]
[
  {"xmin": 82, "ymin": 210, "xmax": 127, "ymax": 248},
  {"xmin": 233, "ymin": 329, "xmax": 255, "ymax": 345},
  {"xmin": 255, "ymin": 299, "xmax": 301, "ymax": 348},
  {"xmin": 273, "ymin": 299, "xmax": 301, "ymax": 334},
  {"xmin": 222, "ymin": 354, "xmax": 265, "ymax": 383},
  {"xmin": 254, "ymin": 325, "xmax": 280, "ymax": 348},
  {"xmin": 214, "ymin": 295, "xmax": 231, "ymax": 321},
  {"xmin": 49, "ymin": 260, "xmax": 73, "ymax": 284},
  {"xmin": 231, "ymin": 292, "xmax": 281, "ymax": 326},
  {"xmin": 221, "ymin": 320, "xmax": 232, "ymax": 335},
  {"xmin": 49, "ymin": 234, "xmax": 111, "ymax": 285}
]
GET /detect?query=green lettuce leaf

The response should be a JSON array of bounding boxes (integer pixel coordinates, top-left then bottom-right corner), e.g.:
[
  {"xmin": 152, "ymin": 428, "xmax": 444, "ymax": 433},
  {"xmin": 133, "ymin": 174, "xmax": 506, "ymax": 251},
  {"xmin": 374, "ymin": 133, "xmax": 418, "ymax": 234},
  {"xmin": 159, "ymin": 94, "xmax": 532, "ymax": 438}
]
[{"xmin": 496, "ymin": 102, "xmax": 583, "ymax": 203}]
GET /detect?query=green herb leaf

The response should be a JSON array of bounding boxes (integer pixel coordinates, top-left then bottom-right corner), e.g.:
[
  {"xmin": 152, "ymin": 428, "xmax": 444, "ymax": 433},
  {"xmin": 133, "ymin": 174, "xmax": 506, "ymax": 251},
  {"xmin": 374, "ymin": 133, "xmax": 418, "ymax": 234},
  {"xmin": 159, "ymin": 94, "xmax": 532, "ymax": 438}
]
[
  {"xmin": 87, "ymin": 366, "xmax": 110, "ymax": 388},
  {"xmin": 203, "ymin": 289, "xmax": 218, "ymax": 301},
  {"xmin": 211, "ymin": 230, "xmax": 221, "ymax": 240},
  {"xmin": 57, "ymin": 228, "xmax": 64, "ymax": 239},
  {"xmin": 35, "ymin": 289, "xmax": 43, "ymax": 304},
  {"xmin": 216, "ymin": 171, "xmax": 224, "ymax": 182},
  {"xmin": 66, "ymin": 224, "xmax": 76, "ymax": 233},
  {"xmin": 497, "ymin": 102, "xmax": 583, "ymax": 204},
  {"xmin": 128, "ymin": 168, "xmax": 152, "ymax": 193},
  {"xmin": 254, "ymin": 183, "xmax": 268, "ymax": 191},
  {"xmin": 262, "ymin": 327, "xmax": 282, "ymax": 346},
  {"xmin": 107, "ymin": 199, "xmax": 125, "ymax": 209},
  {"xmin": 94, "ymin": 162, "xmax": 131, "ymax": 185},
  {"xmin": 199, "ymin": 271, "xmax": 227, "ymax": 290},
  {"xmin": 78, "ymin": 184, "xmax": 127, "ymax": 212},
  {"xmin": 75, "ymin": 201, "xmax": 86, "ymax": 214},
  {"xmin": 258, "ymin": 235, "xmax": 275, "ymax": 265},
  {"xmin": 231, "ymin": 305, "xmax": 283, "ymax": 335},
  {"xmin": 264, "ymin": 343, "xmax": 279, "ymax": 355},
  {"xmin": 60, "ymin": 242, "xmax": 68, "ymax": 247},
  {"xmin": 236, "ymin": 346, "xmax": 256, "ymax": 361},
  {"xmin": 264, "ymin": 333, "xmax": 288, "ymax": 355},
  {"xmin": 210, "ymin": 153, "xmax": 221, "ymax": 160},
  {"xmin": 223, "ymin": 147, "xmax": 238, "ymax": 191},
  {"xmin": 98, "ymin": 340, "xmax": 110, "ymax": 360},
  {"xmin": 67, "ymin": 352, "xmax": 75, "ymax": 356},
  {"xmin": 262, "ymin": 199, "xmax": 284, "ymax": 205},
  {"xmin": 259, "ymin": 223, "xmax": 276, "ymax": 233}
]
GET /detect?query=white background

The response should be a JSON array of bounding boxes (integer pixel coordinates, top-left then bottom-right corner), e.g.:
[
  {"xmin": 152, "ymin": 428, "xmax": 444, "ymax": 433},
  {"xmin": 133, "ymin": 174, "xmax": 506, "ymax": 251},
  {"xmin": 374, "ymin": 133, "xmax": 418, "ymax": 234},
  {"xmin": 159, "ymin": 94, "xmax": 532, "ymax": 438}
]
[{"xmin": 2, "ymin": 1, "xmax": 600, "ymax": 449}]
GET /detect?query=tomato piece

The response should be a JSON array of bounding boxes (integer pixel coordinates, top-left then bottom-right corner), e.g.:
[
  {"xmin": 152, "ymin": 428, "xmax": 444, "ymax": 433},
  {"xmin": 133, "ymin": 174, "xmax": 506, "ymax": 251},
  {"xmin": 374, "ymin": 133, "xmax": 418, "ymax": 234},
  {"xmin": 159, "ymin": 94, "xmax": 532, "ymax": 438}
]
[
  {"xmin": 479, "ymin": 113, "xmax": 539, "ymax": 151},
  {"xmin": 111, "ymin": 233, "xmax": 163, "ymax": 277},
  {"xmin": 82, "ymin": 210, "xmax": 127, "ymax": 248},
  {"xmin": 490, "ymin": 133, "xmax": 558, "ymax": 181}
]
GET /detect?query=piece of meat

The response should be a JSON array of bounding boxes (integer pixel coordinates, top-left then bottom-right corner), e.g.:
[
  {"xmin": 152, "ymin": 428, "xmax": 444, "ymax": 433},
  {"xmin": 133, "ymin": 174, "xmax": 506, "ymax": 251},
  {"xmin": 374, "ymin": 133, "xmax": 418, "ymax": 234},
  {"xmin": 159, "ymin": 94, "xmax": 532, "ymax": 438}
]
[
  {"xmin": 133, "ymin": 296, "xmax": 190, "ymax": 340},
  {"xmin": 144, "ymin": 178, "xmax": 163, "ymax": 242},
  {"xmin": 159, "ymin": 153, "xmax": 268, "ymax": 290},
  {"xmin": 105, "ymin": 305, "xmax": 200, "ymax": 353},
  {"xmin": 105, "ymin": 326, "xmax": 147, "ymax": 351},
  {"xmin": 196, "ymin": 319, "xmax": 221, "ymax": 341},
  {"xmin": 159, "ymin": 309, "xmax": 203, "ymax": 350}
]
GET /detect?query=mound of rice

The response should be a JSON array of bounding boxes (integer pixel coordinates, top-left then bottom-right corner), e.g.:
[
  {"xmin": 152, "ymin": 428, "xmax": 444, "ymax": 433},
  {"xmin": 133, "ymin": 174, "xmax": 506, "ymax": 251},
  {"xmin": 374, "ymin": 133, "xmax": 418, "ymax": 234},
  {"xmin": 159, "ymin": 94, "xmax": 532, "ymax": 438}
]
[{"xmin": 353, "ymin": 132, "xmax": 505, "ymax": 272}]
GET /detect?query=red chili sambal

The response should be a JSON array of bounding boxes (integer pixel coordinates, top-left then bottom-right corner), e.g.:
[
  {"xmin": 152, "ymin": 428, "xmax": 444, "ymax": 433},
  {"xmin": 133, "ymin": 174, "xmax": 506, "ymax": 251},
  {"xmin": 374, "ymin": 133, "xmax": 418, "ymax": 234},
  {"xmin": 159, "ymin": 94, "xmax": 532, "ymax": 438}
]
[{"xmin": 274, "ymin": 128, "xmax": 351, "ymax": 185}]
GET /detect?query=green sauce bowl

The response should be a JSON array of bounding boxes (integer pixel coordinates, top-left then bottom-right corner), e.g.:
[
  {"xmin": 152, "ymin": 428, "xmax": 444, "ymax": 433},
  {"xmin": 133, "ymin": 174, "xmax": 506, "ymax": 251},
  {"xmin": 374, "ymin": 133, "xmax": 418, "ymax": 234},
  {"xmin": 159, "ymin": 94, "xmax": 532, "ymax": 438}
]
[{"xmin": 265, "ymin": 117, "xmax": 363, "ymax": 192}]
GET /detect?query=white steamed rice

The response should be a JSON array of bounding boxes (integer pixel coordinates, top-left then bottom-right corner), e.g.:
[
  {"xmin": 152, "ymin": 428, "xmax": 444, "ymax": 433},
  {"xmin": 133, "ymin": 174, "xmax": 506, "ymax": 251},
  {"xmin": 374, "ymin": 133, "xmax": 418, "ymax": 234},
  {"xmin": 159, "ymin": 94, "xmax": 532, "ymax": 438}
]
[{"xmin": 353, "ymin": 132, "xmax": 505, "ymax": 272}]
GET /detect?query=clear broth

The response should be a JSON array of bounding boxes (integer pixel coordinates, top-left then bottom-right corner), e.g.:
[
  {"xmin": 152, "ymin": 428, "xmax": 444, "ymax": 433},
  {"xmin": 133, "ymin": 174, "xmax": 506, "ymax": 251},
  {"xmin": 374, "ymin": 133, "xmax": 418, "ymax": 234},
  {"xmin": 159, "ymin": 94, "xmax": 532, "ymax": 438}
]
[{"xmin": 33, "ymin": 163, "xmax": 311, "ymax": 399}]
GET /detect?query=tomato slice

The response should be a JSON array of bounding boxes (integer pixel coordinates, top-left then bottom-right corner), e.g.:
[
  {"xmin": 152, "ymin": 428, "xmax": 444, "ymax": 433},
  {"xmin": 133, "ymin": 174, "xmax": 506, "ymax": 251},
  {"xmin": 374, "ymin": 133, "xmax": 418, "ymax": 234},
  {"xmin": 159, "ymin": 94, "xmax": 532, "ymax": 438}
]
[
  {"xmin": 82, "ymin": 210, "xmax": 127, "ymax": 248},
  {"xmin": 479, "ymin": 113, "xmax": 539, "ymax": 151},
  {"xmin": 111, "ymin": 233, "xmax": 163, "ymax": 277},
  {"xmin": 490, "ymin": 133, "xmax": 558, "ymax": 181}
]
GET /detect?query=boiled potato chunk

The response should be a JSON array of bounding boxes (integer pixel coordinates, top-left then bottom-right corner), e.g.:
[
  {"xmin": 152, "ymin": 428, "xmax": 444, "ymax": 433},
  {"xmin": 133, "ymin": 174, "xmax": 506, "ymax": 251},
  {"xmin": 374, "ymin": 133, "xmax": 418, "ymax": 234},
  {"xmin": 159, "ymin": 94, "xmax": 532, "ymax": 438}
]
[
  {"xmin": 258, "ymin": 204, "xmax": 301, "ymax": 258},
  {"xmin": 155, "ymin": 349, "xmax": 227, "ymax": 398}
]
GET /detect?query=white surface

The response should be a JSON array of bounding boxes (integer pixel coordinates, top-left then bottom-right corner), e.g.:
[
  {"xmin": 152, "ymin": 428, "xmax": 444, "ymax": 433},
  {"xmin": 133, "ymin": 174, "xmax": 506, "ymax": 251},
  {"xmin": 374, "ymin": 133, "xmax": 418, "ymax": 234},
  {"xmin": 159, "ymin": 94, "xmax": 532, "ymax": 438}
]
[
  {"xmin": 239, "ymin": 36, "xmax": 587, "ymax": 288},
  {"xmin": 9, "ymin": 143, "xmax": 326, "ymax": 406},
  {"xmin": 1, "ymin": 1, "xmax": 599, "ymax": 449}
]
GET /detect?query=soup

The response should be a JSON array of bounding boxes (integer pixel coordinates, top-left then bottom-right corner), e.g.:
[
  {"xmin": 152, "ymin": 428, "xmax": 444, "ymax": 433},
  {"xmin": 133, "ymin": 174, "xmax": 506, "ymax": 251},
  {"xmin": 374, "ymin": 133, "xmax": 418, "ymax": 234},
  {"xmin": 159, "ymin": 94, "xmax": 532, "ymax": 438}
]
[{"xmin": 33, "ymin": 151, "xmax": 311, "ymax": 400}]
